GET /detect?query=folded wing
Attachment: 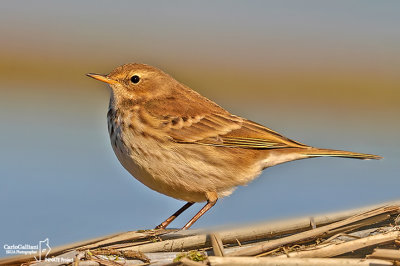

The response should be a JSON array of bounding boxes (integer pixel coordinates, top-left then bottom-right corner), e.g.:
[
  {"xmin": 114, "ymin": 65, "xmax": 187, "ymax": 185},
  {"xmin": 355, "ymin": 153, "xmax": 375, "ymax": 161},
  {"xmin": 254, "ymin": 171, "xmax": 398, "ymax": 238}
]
[{"xmin": 164, "ymin": 113, "xmax": 307, "ymax": 149}]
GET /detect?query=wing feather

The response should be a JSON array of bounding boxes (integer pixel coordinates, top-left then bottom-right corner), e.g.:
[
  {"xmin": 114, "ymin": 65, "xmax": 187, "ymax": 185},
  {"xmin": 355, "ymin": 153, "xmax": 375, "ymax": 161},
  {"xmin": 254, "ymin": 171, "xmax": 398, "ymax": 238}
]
[
  {"xmin": 142, "ymin": 91, "xmax": 306, "ymax": 149},
  {"xmin": 162, "ymin": 113, "xmax": 306, "ymax": 149}
]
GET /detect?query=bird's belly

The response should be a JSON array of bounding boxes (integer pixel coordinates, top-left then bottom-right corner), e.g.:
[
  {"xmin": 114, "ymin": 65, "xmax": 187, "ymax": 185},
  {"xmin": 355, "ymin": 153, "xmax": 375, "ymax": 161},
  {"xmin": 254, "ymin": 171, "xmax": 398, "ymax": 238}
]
[
  {"xmin": 110, "ymin": 132, "xmax": 263, "ymax": 202},
  {"xmin": 111, "ymin": 133, "xmax": 210, "ymax": 202}
]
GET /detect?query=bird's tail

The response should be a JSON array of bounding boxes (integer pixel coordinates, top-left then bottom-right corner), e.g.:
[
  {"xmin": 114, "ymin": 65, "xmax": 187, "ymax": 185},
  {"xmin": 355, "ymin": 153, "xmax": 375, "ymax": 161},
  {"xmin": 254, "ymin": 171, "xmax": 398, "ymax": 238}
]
[{"xmin": 303, "ymin": 148, "xmax": 382, "ymax": 160}]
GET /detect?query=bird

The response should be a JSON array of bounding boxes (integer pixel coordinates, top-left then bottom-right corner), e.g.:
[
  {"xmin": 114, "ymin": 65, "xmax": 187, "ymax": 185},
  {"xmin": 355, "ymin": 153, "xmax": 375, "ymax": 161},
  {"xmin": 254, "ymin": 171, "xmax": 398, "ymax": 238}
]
[{"xmin": 87, "ymin": 63, "xmax": 382, "ymax": 230}]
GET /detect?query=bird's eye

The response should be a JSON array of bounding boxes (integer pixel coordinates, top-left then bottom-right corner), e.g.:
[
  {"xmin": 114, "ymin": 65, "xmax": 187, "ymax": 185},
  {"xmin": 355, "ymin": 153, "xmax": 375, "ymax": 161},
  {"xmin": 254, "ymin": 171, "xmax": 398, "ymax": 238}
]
[{"xmin": 130, "ymin": 75, "xmax": 140, "ymax": 84}]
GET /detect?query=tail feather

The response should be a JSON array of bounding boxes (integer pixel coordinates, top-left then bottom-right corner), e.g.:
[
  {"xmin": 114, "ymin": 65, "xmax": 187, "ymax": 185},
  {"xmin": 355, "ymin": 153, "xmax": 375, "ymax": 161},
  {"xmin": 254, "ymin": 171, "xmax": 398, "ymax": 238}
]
[{"xmin": 303, "ymin": 148, "xmax": 383, "ymax": 160}]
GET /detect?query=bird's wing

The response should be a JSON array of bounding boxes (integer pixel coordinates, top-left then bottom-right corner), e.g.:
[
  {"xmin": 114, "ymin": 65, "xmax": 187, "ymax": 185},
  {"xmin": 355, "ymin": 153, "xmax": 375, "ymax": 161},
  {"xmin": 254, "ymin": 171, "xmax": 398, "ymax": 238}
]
[
  {"xmin": 143, "ymin": 90, "xmax": 306, "ymax": 149},
  {"xmin": 162, "ymin": 113, "xmax": 307, "ymax": 149}
]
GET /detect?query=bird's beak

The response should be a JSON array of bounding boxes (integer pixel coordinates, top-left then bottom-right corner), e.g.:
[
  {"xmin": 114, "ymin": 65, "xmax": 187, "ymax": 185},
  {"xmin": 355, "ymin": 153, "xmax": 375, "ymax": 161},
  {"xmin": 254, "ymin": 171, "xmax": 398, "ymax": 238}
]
[{"xmin": 86, "ymin": 73, "xmax": 118, "ymax": 85}]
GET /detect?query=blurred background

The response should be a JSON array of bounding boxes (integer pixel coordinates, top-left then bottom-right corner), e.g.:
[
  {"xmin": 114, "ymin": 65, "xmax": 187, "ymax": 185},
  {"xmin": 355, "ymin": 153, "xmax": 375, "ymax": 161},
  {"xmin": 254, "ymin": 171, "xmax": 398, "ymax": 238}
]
[{"xmin": 1, "ymin": 1, "xmax": 399, "ymax": 256}]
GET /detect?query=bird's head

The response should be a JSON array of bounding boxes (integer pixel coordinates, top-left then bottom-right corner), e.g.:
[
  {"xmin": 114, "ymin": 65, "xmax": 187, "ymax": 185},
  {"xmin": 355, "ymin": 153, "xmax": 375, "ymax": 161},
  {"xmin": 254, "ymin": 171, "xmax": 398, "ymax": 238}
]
[{"xmin": 87, "ymin": 63, "xmax": 177, "ymax": 103}]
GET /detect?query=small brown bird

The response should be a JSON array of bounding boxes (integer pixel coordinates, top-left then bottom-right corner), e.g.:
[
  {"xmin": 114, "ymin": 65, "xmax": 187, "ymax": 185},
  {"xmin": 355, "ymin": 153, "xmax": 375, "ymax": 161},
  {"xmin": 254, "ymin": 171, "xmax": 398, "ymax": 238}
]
[{"xmin": 87, "ymin": 63, "xmax": 382, "ymax": 230}]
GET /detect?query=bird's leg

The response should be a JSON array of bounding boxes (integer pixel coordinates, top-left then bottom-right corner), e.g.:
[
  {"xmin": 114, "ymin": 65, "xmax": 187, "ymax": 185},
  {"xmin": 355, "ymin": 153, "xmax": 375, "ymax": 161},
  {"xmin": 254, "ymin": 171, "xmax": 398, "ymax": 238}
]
[
  {"xmin": 182, "ymin": 192, "xmax": 218, "ymax": 230},
  {"xmin": 155, "ymin": 202, "xmax": 194, "ymax": 229},
  {"xmin": 182, "ymin": 200, "xmax": 217, "ymax": 230}
]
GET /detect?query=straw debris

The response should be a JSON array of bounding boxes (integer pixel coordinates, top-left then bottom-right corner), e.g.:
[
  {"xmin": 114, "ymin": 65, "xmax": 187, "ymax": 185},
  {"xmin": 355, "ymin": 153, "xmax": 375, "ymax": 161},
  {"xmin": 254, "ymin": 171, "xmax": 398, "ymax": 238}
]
[{"xmin": 2, "ymin": 200, "xmax": 400, "ymax": 266}]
